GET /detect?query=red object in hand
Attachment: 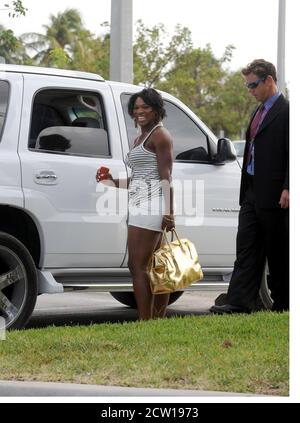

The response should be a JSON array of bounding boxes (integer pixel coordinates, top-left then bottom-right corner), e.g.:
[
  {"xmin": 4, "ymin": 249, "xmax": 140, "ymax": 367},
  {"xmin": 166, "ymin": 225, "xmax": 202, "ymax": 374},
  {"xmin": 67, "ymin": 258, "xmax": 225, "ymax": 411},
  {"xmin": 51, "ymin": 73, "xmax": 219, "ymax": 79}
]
[{"xmin": 99, "ymin": 166, "xmax": 109, "ymax": 180}]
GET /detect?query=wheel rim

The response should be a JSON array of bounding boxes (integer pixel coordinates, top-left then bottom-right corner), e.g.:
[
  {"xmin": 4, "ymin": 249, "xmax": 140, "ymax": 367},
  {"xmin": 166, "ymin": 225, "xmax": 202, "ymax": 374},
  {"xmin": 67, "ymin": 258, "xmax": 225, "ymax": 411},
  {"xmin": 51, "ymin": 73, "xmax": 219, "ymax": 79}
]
[
  {"xmin": 0, "ymin": 246, "xmax": 28, "ymax": 328},
  {"xmin": 260, "ymin": 261, "xmax": 273, "ymax": 309}
]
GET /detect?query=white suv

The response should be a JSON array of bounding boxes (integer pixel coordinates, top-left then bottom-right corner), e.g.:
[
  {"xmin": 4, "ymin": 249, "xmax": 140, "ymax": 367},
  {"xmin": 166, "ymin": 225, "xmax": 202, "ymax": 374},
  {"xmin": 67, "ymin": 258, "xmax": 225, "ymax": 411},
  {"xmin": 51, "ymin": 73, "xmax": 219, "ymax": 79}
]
[{"xmin": 0, "ymin": 65, "xmax": 271, "ymax": 329}]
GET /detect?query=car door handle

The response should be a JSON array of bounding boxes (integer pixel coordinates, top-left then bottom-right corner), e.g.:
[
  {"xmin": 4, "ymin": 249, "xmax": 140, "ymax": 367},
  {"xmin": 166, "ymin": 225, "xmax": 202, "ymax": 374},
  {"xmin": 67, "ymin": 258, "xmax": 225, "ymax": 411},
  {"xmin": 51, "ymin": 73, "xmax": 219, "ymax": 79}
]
[{"xmin": 35, "ymin": 171, "xmax": 58, "ymax": 185}]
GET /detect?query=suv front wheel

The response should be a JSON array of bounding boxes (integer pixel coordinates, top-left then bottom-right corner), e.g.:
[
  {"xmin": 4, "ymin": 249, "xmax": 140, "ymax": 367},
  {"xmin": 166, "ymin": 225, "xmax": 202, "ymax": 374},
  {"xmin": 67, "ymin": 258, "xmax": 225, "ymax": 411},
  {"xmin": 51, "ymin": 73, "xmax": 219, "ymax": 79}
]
[{"xmin": 0, "ymin": 232, "xmax": 37, "ymax": 330}]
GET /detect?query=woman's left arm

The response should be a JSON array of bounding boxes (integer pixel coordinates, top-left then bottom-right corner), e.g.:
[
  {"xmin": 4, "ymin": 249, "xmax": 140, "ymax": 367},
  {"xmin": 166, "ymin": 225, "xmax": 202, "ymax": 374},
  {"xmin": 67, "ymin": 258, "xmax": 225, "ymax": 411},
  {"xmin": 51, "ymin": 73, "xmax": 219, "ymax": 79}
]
[{"xmin": 153, "ymin": 129, "xmax": 175, "ymax": 231}]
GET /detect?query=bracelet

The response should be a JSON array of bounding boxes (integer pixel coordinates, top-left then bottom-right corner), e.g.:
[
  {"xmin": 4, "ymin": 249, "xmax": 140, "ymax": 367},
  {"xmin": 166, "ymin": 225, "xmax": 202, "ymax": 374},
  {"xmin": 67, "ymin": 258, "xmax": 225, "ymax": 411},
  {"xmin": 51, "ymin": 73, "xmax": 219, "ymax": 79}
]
[{"xmin": 163, "ymin": 215, "xmax": 175, "ymax": 222}]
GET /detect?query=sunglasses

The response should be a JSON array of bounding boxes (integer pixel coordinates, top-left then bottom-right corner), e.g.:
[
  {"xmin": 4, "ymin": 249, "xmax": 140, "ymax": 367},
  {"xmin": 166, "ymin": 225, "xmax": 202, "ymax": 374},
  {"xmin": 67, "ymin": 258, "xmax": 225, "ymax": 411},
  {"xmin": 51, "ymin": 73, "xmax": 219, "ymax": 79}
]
[{"xmin": 245, "ymin": 76, "xmax": 267, "ymax": 89}]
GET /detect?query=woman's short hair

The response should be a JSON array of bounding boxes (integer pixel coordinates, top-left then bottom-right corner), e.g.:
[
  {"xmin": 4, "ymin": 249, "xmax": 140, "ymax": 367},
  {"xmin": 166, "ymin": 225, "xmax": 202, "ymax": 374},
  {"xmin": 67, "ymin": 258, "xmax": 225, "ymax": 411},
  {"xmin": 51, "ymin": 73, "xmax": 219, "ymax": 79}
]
[
  {"xmin": 128, "ymin": 88, "xmax": 166, "ymax": 121},
  {"xmin": 242, "ymin": 59, "xmax": 277, "ymax": 83}
]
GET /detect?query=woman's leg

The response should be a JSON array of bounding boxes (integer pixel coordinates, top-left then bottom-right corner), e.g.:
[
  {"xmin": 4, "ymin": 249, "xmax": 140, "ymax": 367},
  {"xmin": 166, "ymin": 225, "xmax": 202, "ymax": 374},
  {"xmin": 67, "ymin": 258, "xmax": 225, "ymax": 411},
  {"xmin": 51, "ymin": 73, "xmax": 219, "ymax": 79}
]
[
  {"xmin": 152, "ymin": 292, "xmax": 170, "ymax": 319},
  {"xmin": 127, "ymin": 225, "xmax": 162, "ymax": 320},
  {"xmin": 151, "ymin": 228, "xmax": 170, "ymax": 318}
]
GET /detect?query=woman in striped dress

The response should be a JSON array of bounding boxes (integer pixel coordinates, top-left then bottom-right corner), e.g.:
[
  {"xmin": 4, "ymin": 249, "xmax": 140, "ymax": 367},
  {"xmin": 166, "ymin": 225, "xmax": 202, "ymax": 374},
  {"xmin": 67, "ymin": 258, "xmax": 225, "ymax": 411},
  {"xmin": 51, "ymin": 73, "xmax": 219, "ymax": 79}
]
[{"xmin": 96, "ymin": 88, "xmax": 175, "ymax": 320}]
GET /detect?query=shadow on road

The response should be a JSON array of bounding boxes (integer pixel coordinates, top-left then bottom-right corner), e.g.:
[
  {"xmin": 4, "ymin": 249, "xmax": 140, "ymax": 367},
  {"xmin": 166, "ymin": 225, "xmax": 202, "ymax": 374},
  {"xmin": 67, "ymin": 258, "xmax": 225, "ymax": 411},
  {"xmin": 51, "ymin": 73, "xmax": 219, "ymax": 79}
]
[
  {"xmin": 27, "ymin": 306, "xmax": 210, "ymax": 329},
  {"xmin": 26, "ymin": 291, "xmax": 221, "ymax": 329}
]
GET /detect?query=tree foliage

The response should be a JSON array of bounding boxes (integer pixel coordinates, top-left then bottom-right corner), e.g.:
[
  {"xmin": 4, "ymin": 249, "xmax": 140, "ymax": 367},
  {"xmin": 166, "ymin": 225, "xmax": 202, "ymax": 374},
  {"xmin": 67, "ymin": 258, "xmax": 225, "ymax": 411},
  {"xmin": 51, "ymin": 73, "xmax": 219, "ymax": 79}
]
[
  {"xmin": 0, "ymin": 25, "xmax": 29, "ymax": 63},
  {"xmin": 0, "ymin": 9, "xmax": 255, "ymax": 138},
  {"xmin": 1, "ymin": 0, "xmax": 27, "ymax": 17},
  {"xmin": 133, "ymin": 20, "xmax": 193, "ymax": 87},
  {"xmin": 158, "ymin": 45, "xmax": 228, "ymax": 135},
  {"xmin": 19, "ymin": 9, "xmax": 110, "ymax": 76},
  {"xmin": 218, "ymin": 70, "xmax": 256, "ymax": 138}
]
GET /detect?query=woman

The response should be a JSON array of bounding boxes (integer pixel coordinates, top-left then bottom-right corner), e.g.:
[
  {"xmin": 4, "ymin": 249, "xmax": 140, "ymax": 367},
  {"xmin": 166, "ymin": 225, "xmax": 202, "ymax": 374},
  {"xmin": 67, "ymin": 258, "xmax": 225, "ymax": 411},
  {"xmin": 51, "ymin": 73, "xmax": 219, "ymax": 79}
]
[{"xmin": 96, "ymin": 88, "xmax": 175, "ymax": 320}]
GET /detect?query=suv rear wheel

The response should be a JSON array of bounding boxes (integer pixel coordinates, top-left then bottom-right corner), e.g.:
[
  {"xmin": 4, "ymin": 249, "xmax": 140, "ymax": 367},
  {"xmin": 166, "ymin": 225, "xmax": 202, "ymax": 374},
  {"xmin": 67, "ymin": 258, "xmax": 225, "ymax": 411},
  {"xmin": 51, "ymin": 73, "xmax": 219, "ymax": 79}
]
[
  {"xmin": 259, "ymin": 261, "xmax": 273, "ymax": 309},
  {"xmin": 110, "ymin": 291, "xmax": 184, "ymax": 308},
  {"xmin": 0, "ymin": 232, "xmax": 37, "ymax": 330}
]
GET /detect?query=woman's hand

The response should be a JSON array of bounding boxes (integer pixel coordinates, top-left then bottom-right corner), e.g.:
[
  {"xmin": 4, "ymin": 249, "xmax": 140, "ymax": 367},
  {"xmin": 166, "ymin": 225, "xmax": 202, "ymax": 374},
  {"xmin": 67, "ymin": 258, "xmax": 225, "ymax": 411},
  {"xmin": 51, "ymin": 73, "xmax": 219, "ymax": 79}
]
[
  {"xmin": 96, "ymin": 167, "xmax": 113, "ymax": 183},
  {"xmin": 162, "ymin": 214, "xmax": 175, "ymax": 232}
]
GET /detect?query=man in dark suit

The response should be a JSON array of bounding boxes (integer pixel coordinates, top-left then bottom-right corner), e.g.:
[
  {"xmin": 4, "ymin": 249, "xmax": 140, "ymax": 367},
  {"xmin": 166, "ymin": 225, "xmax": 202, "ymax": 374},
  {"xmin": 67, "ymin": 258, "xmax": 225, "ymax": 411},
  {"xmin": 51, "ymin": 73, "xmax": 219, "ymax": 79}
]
[{"xmin": 210, "ymin": 59, "xmax": 289, "ymax": 314}]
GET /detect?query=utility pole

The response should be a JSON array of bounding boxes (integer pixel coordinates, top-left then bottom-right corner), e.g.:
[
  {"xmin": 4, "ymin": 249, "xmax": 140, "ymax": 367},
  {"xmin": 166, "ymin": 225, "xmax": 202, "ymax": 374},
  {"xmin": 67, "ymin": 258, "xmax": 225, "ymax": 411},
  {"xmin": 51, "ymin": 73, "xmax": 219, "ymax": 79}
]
[
  {"xmin": 110, "ymin": 0, "xmax": 133, "ymax": 83},
  {"xmin": 277, "ymin": 0, "xmax": 286, "ymax": 94}
]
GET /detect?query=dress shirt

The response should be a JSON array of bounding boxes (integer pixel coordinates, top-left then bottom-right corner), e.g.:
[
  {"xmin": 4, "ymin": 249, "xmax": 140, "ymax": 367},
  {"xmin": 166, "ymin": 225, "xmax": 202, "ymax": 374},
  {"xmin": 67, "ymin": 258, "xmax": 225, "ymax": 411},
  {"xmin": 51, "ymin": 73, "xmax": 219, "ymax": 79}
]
[{"xmin": 247, "ymin": 91, "xmax": 281, "ymax": 175}]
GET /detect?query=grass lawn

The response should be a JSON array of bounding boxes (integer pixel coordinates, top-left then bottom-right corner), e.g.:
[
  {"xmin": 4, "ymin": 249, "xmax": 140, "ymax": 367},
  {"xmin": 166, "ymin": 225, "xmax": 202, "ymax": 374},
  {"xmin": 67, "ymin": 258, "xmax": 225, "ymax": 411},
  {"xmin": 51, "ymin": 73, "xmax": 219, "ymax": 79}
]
[{"xmin": 0, "ymin": 312, "xmax": 289, "ymax": 395}]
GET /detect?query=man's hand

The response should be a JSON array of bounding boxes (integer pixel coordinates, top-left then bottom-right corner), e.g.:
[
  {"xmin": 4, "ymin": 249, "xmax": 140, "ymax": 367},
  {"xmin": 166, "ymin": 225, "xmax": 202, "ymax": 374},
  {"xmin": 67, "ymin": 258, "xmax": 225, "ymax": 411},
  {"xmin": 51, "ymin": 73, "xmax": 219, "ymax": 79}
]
[{"xmin": 279, "ymin": 189, "xmax": 289, "ymax": 209}]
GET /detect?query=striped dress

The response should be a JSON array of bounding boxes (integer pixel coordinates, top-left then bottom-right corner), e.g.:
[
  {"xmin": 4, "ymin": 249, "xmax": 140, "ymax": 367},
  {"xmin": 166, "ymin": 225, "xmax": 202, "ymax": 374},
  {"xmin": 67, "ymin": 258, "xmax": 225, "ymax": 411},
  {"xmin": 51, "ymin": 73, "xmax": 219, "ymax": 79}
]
[{"xmin": 126, "ymin": 123, "xmax": 163, "ymax": 209}]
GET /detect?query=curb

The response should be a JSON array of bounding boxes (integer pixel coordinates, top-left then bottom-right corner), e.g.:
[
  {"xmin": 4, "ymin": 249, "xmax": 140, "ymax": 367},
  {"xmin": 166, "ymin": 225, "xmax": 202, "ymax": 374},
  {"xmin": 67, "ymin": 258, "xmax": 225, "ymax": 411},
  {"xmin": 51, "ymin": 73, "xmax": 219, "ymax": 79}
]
[{"xmin": 0, "ymin": 380, "xmax": 260, "ymax": 397}]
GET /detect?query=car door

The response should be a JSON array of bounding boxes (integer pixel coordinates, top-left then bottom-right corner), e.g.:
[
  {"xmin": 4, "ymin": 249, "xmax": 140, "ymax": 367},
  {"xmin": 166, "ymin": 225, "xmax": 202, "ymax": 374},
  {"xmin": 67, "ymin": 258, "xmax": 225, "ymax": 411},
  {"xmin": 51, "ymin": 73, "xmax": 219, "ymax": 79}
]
[
  {"xmin": 119, "ymin": 90, "xmax": 240, "ymax": 268},
  {"xmin": 163, "ymin": 96, "xmax": 241, "ymax": 267},
  {"xmin": 0, "ymin": 73, "xmax": 24, "ymax": 209},
  {"xmin": 18, "ymin": 74, "xmax": 128, "ymax": 268}
]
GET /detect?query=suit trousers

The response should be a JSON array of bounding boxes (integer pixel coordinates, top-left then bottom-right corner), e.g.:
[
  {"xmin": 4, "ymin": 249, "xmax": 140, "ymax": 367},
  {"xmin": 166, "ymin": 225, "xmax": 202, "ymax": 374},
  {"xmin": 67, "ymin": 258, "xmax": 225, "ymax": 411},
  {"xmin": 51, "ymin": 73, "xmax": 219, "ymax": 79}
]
[{"xmin": 227, "ymin": 179, "xmax": 289, "ymax": 311}]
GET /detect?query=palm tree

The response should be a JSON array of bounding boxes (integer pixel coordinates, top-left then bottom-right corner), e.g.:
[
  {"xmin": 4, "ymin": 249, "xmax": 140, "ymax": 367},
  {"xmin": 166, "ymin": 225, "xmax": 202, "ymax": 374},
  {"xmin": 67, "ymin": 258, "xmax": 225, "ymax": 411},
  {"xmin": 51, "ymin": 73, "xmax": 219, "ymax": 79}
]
[
  {"xmin": 21, "ymin": 9, "xmax": 110, "ymax": 75},
  {"xmin": 21, "ymin": 9, "xmax": 86, "ymax": 66},
  {"xmin": 0, "ymin": 24, "xmax": 29, "ymax": 64}
]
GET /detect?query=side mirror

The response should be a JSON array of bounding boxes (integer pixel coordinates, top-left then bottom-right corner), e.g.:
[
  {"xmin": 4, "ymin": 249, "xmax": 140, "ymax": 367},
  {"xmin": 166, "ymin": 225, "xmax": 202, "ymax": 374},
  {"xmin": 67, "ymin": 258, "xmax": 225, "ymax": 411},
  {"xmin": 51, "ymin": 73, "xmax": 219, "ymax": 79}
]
[{"xmin": 213, "ymin": 138, "xmax": 237, "ymax": 165}]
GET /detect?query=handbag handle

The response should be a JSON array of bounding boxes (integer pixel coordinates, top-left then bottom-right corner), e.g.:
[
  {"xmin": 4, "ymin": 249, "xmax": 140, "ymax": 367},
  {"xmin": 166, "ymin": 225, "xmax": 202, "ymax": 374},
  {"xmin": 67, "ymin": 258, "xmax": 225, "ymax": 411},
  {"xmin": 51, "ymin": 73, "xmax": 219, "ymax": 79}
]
[{"xmin": 162, "ymin": 228, "xmax": 185, "ymax": 254}]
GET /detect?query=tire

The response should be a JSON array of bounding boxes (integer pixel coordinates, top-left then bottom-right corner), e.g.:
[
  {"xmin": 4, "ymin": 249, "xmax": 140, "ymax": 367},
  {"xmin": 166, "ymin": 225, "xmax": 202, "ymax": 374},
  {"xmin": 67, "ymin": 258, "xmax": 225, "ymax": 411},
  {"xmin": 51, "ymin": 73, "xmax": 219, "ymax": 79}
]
[
  {"xmin": 259, "ymin": 260, "xmax": 273, "ymax": 310},
  {"xmin": 0, "ymin": 232, "xmax": 38, "ymax": 330},
  {"xmin": 110, "ymin": 291, "xmax": 184, "ymax": 309}
]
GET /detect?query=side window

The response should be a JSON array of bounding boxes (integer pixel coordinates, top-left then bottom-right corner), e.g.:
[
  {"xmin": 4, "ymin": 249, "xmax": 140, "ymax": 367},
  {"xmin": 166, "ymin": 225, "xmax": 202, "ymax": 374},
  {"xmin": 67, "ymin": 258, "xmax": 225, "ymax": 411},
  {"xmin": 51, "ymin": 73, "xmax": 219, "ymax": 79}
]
[
  {"xmin": 0, "ymin": 81, "xmax": 9, "ymax": 142},
  {"xmin": 29, "ymin": 89, "xmax": 110, "ymax": 157},
  {"xmin": 164, "ymin": 101, "xmax": 210, "ymax": 161},
  {"xmin": 121, "ymin": 93, "xmax": 212, "ymax": 162}
]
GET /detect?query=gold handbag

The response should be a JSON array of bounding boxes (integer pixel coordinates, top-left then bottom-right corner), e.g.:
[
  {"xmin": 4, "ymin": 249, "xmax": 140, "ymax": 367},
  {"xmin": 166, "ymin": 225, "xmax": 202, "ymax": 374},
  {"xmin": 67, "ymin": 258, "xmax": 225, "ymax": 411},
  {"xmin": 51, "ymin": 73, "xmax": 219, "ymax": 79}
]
[{"xmin": 148, "ymin": 229, "xmax": 203, "ymax": 294}]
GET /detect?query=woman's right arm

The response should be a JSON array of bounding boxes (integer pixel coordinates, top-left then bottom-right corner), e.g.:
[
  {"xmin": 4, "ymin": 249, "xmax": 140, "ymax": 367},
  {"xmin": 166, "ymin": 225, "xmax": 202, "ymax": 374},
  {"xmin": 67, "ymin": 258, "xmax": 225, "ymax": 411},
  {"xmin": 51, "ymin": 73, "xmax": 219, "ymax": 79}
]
[
  {"xmin": 111, "ymin": 177, "xmax": 131, "ymax": 189},
  {"xmin": 96, "ymin": 169, "xmax": 130, "ymax": 189}
]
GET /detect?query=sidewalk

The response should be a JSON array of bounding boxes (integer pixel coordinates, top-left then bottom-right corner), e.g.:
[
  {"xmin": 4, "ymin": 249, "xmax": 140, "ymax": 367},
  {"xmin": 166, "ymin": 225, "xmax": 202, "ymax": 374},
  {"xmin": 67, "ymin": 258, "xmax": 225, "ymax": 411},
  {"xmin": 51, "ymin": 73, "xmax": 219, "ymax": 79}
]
[{"xmin": 0, "ymin": 380, "xmax": 260, "ymax": 397}]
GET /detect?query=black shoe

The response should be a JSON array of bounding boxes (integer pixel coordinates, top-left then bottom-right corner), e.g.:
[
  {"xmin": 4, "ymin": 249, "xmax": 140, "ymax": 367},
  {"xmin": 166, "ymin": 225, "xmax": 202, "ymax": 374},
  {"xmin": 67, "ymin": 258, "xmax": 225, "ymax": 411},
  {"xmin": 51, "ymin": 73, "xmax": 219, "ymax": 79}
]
[{"xmin": 209, "ymin": 304, "xmax": 251, "ymax": 314}]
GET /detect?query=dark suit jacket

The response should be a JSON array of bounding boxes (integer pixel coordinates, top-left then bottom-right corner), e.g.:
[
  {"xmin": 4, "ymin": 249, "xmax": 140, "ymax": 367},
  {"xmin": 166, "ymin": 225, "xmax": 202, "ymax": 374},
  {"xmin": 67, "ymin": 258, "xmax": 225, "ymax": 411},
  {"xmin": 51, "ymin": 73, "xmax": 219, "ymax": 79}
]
[{"xmin": 240, "ymin": 94, "xmax": 289, "ymax": 208}]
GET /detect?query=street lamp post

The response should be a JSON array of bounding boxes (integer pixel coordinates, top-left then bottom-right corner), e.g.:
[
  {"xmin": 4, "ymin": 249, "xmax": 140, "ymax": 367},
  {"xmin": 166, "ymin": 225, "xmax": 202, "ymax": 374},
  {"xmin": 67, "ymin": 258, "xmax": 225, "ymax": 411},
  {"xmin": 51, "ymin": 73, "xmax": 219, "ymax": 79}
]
[
  {"xmin": 277, "ymin": 0, "xmax": 286, "ymax": 94},
  {"xmin": 110, "ymin": 0, "xmax": 133, "ymax": 83}
]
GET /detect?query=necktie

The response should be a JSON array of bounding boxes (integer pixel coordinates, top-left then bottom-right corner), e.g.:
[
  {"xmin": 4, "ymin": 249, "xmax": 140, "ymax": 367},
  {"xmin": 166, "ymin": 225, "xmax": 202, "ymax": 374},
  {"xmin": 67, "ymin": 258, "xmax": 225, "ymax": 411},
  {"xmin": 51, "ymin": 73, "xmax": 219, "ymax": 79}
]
[
  {"xmin": 250, "ymin": 104, "xmax": 265, "ymax": 140},
  {"xmin": 247, "ymin": 104, "xmax": 265, "ymax": 166}
]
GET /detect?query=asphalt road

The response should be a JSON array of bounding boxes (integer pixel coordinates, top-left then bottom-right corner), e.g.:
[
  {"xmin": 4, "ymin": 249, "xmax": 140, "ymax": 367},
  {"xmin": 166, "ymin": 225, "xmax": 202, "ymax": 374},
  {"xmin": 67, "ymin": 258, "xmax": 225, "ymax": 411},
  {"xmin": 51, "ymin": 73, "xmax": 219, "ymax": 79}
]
[{"xmin": 27, "ymin": 289, "xmax": 226, "ymax": 328}]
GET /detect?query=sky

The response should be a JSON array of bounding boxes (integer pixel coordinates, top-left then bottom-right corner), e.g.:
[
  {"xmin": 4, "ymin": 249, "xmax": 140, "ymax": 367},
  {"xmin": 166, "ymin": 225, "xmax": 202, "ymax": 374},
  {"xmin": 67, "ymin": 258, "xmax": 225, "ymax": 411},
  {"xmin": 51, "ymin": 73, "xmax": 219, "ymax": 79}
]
[{"xmin": 0, "ymin": 0, "xmax": 297, "ymax": 85}]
